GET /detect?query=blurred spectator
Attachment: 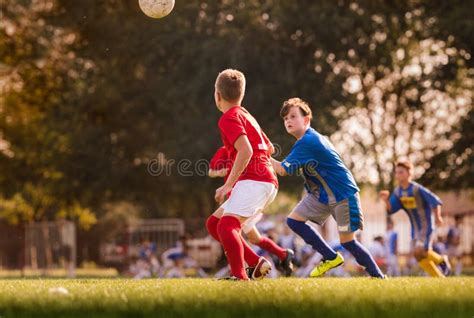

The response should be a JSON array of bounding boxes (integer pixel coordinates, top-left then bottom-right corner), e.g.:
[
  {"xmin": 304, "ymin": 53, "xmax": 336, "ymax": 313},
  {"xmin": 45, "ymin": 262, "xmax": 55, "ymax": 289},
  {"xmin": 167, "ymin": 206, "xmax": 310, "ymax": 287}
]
[
  {"xmin": 446, "ymin": 215, "xmax": 463, "ymax": 275},
  {"xmin": 385, "ymin": 219, "xmax": 400, "ymax": 276},
  {"xmin": 295, "ymin": 245, "xmax": 322, "ymax": 277},
  {"xmin": 433, "ymin": 236, "xmax": 447, "ymax": 256},
  {"xmin": 129, "ymin": 256, "xmax": 152, "ymax": 279},
  {"xmin": 139, "ymin": 237, "xmax": 162, "ymax": 277},
  {"xmin": 277, "ymin": 226, "xmax": 298, "ymax": 258},
  {"xmin": 403, "ymin": 255, "xmax": 421, "ymax": 276},
  {"xmin": 368, "ymin": 236, "xmax": 386, "ymax": 269},
  {"xmin": 59, "ymin": 219, "xmax": 75, "ymax": 278},
  {"xmin": 162, "ymin": 235, "xmax": 207, "ymax": 278}
]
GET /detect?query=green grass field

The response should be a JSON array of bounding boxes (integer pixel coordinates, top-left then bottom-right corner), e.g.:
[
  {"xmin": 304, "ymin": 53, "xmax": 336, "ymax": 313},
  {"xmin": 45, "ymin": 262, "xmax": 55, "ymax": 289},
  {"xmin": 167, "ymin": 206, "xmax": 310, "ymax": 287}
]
[{"xmin": 0, "ymin": 277, "xmax": 472, "ymax": 318}]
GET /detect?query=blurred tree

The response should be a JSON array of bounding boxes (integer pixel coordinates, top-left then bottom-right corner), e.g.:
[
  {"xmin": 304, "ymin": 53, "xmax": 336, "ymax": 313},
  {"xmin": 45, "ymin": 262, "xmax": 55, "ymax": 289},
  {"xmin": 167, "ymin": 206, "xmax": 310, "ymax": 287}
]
[
  {"xmin": 0, "ymin": 0, "xmax": 472, "ymax": 234},
  {"xmin": 0, "ymin": 0, "xmax": 97, "ymax": 228},
  {"xmin": 419, "ymin": 0, "xmax": 474, "ymax": 189},
  {"xmin": 311, "ymin": 2, "xmax": 473, "ymax": 190}
]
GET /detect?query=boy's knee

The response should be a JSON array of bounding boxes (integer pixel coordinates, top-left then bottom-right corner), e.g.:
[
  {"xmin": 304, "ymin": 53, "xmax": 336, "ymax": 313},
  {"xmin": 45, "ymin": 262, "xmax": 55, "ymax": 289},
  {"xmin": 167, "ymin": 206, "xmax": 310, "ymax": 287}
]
[
  {"xmin": 286, "ymin": 217, "xmax": 300, "ymax": 230},
  {"xmin": 414, "ymin": 247, "xmax": 426, "ymax": 261},
  {"xmin": 246, "ymin": 231, "xmax": 260, "ymax": 245},
  {"xmin": 339, "ymin": 232, "xmax": 355, "ymax": 243},
  {"xmin": 217, "ymin": 216, "xmax": 240, "ymax": 237},
  {"xmin": 247, "ymin": 236, "xmax": 259, "ymax": 245}
]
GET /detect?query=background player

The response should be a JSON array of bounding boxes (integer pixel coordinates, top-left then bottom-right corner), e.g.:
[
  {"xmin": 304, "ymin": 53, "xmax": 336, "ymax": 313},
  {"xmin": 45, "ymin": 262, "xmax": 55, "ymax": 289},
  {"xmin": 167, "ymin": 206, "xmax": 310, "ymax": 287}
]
[{"xmin": 379, "ymin": 160, "xmax": 450, "ymax": 277}]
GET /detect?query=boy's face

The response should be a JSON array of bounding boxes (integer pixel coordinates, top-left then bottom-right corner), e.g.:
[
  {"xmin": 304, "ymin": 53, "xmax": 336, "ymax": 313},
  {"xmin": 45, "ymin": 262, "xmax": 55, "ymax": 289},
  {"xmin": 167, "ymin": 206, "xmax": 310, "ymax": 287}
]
[
  {"xmin": 283, "ymin": 106, "xmax": 310, "ymax": 137},
  {"xmin": 394, "ymin": 166, "xmax": 411, "ymax": 184}
]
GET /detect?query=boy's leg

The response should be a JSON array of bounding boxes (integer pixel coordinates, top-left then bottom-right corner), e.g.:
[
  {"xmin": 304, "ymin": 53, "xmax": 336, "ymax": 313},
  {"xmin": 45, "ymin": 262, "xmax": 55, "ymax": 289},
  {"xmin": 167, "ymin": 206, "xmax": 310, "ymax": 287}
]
[
  {"xmin": 414, "ymin": 239, "xmax": 445, "ymax": 278},
  {"xmin": 288, "ymin": 194, "xmax": 338, "ymax": 261},
  {"xmin": 205, "ymin": 208, "xmax": 224, "ymax": 241},
  {"xmin": 427, "ymin": 249, "xmax": 444, "ymax": 265},
  {"xmin": 334, "ymin": 193, "xmax": 384, "ymax": 278},
  {"xmin": 339, "ymin": 232, "xmax": 384, "ymax": 278},
  {"xmin": 239, "ymin": 231, "xmax": 261, "ymax": 267},
  {"xmin": 418, "ymin": 258, "xmax": 444, "ymax": 277},
  {"xmin": 217, "ymin": 214, "xmax": 248, "ymax": 279},
  {"xmin": 216, "ymin": 180, "xmax": 275, "ymax": 280},
  {"xmin": 287, "ymin": 212, "xmax": 338, "ymax": 261},
  {"xmin": 206, "ymin": 208, "xmax": 260, "ymax": 268},
  {"xmin": 246, "ymin": 227, "xmax": 288, "ymax": 261}
]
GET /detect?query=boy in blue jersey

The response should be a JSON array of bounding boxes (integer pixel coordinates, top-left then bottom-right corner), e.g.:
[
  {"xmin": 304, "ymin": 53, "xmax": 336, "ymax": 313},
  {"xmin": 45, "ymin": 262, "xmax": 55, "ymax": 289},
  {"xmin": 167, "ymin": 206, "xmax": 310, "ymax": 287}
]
[
  {"xmin": 380, "ymin": 161, "xmax": 450, "ymax": 277},
  {"xmin": 271, "ymin": 98, "xmax": 385, "ymax": 278}
]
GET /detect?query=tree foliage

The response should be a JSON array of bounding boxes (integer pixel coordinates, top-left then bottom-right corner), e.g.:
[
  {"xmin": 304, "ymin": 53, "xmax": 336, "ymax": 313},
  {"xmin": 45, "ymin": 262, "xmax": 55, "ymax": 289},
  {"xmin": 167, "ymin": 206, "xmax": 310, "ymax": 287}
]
[{"xmin": 0, "ymin": 0, "xmax": 472, "ymax": 229}]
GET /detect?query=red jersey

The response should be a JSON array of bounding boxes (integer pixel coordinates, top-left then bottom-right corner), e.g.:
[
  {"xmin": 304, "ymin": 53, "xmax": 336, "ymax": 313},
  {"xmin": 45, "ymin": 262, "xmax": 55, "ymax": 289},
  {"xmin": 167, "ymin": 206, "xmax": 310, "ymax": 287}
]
[
  {"xmin": 218, "ymin": 106, "xmax": 278, "ymax": 188},
  {"xmin": 209, "ymin": 146, "xmax": 231, "ymax": 171}
]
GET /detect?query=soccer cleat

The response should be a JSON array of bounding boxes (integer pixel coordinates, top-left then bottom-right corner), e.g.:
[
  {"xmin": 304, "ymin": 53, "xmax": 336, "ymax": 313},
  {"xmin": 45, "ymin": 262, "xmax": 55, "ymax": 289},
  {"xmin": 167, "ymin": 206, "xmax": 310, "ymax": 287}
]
[
  {"xmin": 439, "ymin": 255, "xmax": 452, "ymax": 276},
  {"xmin": 247, "ymin": 257, "xmax": 272, "ymax": 280},
  {"xmin": 277, "ymin": 249, "xmax": 295, "ymax": 277},
  {"xmin": 310, "ymin": 252, "xmax": 344, "ymax": 278}
]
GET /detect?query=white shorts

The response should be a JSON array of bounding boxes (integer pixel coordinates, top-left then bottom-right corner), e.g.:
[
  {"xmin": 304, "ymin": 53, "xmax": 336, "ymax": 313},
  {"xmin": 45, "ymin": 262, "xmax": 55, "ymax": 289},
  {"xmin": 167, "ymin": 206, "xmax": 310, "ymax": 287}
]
[{"xmin": 221, "ymin": 180, "xmax": 277, "ymax": 220}]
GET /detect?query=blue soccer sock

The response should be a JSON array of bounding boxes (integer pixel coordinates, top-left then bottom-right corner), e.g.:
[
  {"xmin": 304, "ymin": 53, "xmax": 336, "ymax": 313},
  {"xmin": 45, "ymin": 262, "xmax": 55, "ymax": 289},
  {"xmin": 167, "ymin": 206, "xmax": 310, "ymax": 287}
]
[
  {"xmin": 287, "ymin": 218, "xmax": 337, "ymax": 261},
  {"xmin": 341, "ymin": 240, "xmax": 384, "ymax": 278}
]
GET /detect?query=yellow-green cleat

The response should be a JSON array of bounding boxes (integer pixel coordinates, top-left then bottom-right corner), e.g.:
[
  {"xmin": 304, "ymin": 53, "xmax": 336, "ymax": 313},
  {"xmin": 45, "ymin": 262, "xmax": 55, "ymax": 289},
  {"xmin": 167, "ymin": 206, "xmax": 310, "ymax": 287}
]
[{"xmin": 310, "ymin": 252, "xmax": 344, "ymax": 278}]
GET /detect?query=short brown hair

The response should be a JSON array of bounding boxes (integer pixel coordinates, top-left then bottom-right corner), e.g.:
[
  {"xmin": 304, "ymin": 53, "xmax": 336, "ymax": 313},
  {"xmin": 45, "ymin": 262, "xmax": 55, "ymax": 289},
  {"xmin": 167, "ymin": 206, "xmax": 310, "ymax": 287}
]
[
  {"xmin": 395, "ymin": 160, "xmax": 413, "ymax": 174},
  {"xmin": 215, "ymin": 69, "xmax": 246, "ymax": 102},
  {"xmin": 280, "ymin": 97, "xmax": 313, "ymax": 120}
]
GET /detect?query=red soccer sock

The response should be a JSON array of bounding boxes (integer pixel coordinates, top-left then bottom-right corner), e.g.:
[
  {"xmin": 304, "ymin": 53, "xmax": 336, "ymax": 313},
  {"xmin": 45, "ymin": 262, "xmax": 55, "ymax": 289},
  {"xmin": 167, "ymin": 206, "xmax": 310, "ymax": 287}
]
[
  {"xmin": 258, "ymin": 237, "xmax": 288, "ymax": 261},
  {"xmin": 240, "ymin": 234, "xmax": 260, "ymax": 267},
  {"xmin": 206, "ymin": 214, "xmax": 221, "ymax": 242},
  {"xmin": 208, "ymin": 214, "xmax": 260, "ymax": 267},
  {"xmin": 217, "ymin": 215, "xmax": 248, "ymax": 280}
]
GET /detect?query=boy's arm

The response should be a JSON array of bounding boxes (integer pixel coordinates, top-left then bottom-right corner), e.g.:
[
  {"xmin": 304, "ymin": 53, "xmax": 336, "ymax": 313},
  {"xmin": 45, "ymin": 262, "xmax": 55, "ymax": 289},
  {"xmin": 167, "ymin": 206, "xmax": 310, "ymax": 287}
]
[
  {"xmin": 379, "ymin": 190, "xmax": 391, "ymax": 212},
  {"xmin": 379, "ymin": 190, "xmax": 401, "ymax": 214},
  {"xmin": 434, "ymin": 205, "xmax": 443, "ymax": 226},
  {"xmin": 208, "ymin": 168, "xmax": 228, "ymax": 178},
  {"xmin": 262, "ymin": 131, "xmax": 275, "ymax": 155},
  {"xmin": 271, "ymin": 158, "xmax": 288, "ymax": 176},
  {"xmin": 215, "ymin": 135, "xmax": 252, "ymax": 203}
]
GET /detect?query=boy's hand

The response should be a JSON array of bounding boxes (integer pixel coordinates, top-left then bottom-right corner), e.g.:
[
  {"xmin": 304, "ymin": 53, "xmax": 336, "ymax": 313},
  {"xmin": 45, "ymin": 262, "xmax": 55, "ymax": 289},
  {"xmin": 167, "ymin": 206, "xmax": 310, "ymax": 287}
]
[
  {"xmin": 270, "ymin": 158, "xmax": 288, "ymax": 176},
  {"xmin": 215, "ymin": 184, "xmax": 232, "ymax": 204},
  {"xmin": 379, "ymin": 190, "xmax": 390, "ymax": 200}
]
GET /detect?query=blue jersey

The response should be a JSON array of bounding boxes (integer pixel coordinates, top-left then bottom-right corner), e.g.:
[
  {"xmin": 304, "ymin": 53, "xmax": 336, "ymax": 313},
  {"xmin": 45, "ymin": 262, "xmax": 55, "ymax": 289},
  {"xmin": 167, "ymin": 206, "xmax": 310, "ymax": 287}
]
[
  {"xmin": 389, "ymin": 182, "xmax": 442, "ymax": 240},
  {"xmin": 281, "ymin": 127, "xmax": 359, "ymax": 204}
]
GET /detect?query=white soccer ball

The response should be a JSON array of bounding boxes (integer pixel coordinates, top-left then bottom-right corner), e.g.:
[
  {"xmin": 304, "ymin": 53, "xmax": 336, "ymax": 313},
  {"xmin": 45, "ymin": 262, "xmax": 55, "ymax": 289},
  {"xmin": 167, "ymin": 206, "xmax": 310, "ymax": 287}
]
[{"xmin": 139, "ymin": 0, "xmax": 175, "ymax": 19}]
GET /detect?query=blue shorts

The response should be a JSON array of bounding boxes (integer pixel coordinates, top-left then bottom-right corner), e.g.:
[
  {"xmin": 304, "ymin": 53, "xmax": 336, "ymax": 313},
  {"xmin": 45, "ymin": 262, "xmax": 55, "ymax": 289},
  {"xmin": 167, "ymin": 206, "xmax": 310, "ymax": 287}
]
[{"xmin": 412, "ymin": 231, "xmax": 433, "ymax": 251}]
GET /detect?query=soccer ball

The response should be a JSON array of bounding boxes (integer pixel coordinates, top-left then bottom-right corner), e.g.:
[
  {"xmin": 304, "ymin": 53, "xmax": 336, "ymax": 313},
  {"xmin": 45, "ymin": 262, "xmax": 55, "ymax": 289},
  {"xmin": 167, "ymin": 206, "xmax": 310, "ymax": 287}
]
[{"xmin": 138, "ymin": 0, "xmax": 175, "ymax": 19}]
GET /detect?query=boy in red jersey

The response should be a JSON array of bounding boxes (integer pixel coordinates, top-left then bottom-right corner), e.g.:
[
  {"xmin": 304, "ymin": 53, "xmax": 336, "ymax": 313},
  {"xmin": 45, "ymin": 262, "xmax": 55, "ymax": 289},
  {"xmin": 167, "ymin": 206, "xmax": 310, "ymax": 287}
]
[
  {"xmin": 205, "ymin": 69, "xmax": 280, "ymax": 280},
  {"xmin": 209, "ymin": 146, "xmax": 295, "ymax": 276}
]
